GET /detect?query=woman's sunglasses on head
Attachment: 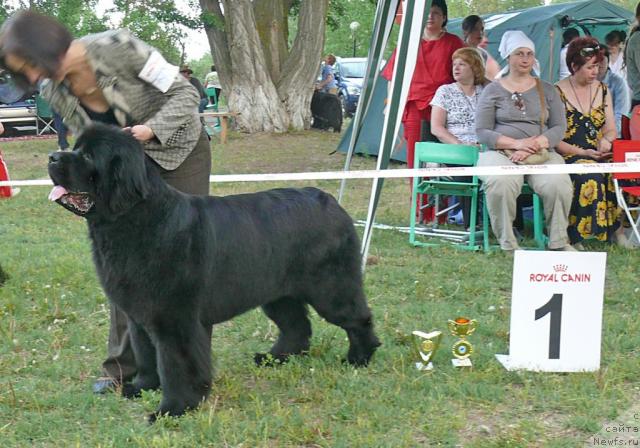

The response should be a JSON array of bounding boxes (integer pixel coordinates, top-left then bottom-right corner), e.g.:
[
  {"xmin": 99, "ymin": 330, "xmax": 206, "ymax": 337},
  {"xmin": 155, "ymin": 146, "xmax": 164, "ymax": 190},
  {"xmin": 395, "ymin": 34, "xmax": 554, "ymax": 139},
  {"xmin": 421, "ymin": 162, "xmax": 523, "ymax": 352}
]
[{"xmin": 579, "ymin": 45, "xmax": 602, "ymax": 58}]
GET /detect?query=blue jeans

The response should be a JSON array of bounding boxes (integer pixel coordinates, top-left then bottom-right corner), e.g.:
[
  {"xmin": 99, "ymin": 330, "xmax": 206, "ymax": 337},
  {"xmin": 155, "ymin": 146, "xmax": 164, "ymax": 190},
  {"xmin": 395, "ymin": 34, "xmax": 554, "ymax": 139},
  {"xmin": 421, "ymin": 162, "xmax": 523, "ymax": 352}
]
[
  {"xmin": 198, "ymin": 98, "xmax": 209, "ymax": 113},
  {"xmin": 53, "ymin": 112, "xmax": 69, "ymax": 149}
]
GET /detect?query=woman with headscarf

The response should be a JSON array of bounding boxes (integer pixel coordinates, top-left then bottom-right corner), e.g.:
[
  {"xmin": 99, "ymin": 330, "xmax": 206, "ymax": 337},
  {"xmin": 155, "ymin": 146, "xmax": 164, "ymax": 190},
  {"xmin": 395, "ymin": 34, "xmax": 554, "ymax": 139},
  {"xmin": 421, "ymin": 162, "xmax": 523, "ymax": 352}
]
[
  {"xmin": 0, "ymin": 10, "xmax": 212, "ymax": 394},
  {"xmin": 555, "ymin": 37, "xmax": 634, "ymax": 248},
  {"xmin": 475, "ymin": 30, "xmax": 574, "ymax": 251},
  {"xmin": 381, "ymin": 0, "xmax": 464, "ymax": 223}
]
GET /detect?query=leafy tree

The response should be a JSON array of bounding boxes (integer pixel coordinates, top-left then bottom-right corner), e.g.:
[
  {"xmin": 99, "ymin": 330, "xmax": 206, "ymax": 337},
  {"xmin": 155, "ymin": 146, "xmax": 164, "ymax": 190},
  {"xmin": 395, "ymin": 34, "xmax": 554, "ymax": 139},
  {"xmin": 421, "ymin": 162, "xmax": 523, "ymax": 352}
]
[
  {"xmin": 288, "ymin": 0, "xmax": 377, "ymax": 58},
  {"xmin": 447, "ymin": 0, "xmax": 544, "ymax": 17},
  {"xmin": 199, "ymin": 0, "xmax": 329, "ymax": 133},
  {"xmin": 322, "ymin": 0, "xmax": 377, "ymax": 58},
  {"xmin": 2, "ymin": 0, "xmax": 108, "ymax": 36},
  {"xmin": 0, "ymin": 1, "xmax": 13, "ymax": 23},
  {"xmin": 108, "ymin": 1, "xmax": 197, "ymax": 65},
  {"xmin": 0, "ymin": 1, "xmax": 191, "ymax": 66},
  {"xmin": 186, "ymin": 53, "xmax": 214, "ymax": 82}
]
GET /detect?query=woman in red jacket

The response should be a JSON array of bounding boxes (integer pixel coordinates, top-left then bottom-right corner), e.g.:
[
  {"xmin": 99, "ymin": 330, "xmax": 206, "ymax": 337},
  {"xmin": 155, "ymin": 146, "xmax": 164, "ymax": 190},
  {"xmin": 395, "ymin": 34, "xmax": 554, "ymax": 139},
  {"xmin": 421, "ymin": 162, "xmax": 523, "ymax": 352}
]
[{"xmin": 382, "ymin": 0, "xmax": 464, "ymax": 222}]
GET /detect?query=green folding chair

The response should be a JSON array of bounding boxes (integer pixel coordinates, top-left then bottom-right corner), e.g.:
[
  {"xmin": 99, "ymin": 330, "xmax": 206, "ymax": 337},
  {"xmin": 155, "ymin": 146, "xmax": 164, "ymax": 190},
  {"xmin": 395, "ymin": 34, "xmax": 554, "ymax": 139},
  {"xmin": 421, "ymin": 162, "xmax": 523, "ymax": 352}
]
[
  {"xmin": 205, "ymin": 86, "xmax": 219, "ymax": 112},
  {"xmin": 409, "ymin": 142, "xmax": 484, "ymax": 250},
  {"xmin": 482, "ymin": 183, "xmax": 547, "ymax": 251},
  {"xmin": 35, "ymin": 95, "xmax": 56, "ymax": 135}
]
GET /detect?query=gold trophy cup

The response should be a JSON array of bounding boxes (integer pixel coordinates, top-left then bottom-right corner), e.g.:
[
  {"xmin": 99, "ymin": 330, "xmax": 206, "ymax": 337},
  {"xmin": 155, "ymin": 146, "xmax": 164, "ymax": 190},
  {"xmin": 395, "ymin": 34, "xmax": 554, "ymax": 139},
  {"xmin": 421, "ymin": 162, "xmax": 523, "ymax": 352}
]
[
  {"xmin": 412, "ymin": 330, "xmax": 442, "ymax": 371},
  {"xmin": 448, "ymin": 317, "xmax": 477, "ymax": 367}
]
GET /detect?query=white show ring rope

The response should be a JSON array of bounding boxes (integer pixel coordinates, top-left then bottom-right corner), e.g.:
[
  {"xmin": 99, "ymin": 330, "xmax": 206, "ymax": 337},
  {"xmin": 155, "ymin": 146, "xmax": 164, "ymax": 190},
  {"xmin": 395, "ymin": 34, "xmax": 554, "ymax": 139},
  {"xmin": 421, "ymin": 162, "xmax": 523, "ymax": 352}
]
[{"xmin": 2, "ymin": 162, "xmax": 640, "ymax": 187}]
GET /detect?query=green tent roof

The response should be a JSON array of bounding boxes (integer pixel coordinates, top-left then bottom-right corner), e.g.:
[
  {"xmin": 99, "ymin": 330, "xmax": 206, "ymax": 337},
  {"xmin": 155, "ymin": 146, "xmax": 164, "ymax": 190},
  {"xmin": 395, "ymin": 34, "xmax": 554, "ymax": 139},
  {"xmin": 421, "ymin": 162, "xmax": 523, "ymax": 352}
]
[
  {"xmin": 338, "ymin": 0, "xmax": 634, "ymax": 162},
  {"xmin": 448, "ymin": 0, "xmax": 633, "ymax": 82}
]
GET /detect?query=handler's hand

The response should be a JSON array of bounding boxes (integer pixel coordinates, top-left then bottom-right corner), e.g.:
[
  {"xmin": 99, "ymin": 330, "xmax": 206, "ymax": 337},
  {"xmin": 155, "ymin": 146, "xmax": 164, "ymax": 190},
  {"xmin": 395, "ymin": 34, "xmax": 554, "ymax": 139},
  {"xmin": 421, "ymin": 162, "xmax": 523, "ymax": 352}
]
[
  {"xmin": 597, "ymin": 151, "xmax": 613, "ymax": 161},
  {"xmin": 597, "ymin": 138, "xmax": 612, "ymax": 154},
  {"xmin": 509, "ymin": 150, "xmax": 530, "ymax": 163},
  {"xmin": 514, "ymin": 137, "xmax": 540, "ymax": 153},
  {"xmin": 125, "ymin": 125, "xmax": 155, "ymax": 142},
  {"xmin": 582, "ymin": 148, "xmax": 602, "ymax": 159},
  {"xmin": 0, "ymin": 122, "xmax": 4, "ymax": 135}
]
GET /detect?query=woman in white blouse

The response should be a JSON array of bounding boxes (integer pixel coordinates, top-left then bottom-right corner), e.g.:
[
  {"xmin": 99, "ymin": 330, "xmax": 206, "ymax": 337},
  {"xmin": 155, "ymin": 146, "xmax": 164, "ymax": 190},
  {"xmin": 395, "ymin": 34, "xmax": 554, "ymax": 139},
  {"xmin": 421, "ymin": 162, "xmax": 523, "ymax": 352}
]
[
  {"xmin": 431, "ymin": 47, "xmax": 489, "ymax": 146},
  {"xmin": 430, "ymin": 47, "xmax": 489, "ymax": 228}
]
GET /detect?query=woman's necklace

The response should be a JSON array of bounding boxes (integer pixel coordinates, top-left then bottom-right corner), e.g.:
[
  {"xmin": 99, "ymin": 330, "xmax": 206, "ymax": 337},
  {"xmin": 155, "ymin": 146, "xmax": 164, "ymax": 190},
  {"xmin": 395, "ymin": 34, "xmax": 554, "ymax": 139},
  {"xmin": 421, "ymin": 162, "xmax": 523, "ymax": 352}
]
[
  {"xmin": 568, "ymin": 77, "xmax": 593, "ymax": 115},
  {"xmin": 424, "ymin": 28, "xmax": 445, "ymax": 40}
]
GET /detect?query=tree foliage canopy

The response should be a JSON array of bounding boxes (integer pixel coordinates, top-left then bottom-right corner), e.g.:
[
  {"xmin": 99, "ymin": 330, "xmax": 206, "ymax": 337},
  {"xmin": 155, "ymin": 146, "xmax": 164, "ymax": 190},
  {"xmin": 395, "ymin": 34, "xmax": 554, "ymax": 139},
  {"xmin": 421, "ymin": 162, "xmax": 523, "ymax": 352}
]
[
  {"xmin": 0, "ymin": 0, "xmax": 194, "ymax": 65},
  {"xmin": 0, "ymin": 0, "xmax": 108, "ymax": 36},
  {"xmin": 2, "ymin": 0, "xmax": 638, "ymax": 133}
]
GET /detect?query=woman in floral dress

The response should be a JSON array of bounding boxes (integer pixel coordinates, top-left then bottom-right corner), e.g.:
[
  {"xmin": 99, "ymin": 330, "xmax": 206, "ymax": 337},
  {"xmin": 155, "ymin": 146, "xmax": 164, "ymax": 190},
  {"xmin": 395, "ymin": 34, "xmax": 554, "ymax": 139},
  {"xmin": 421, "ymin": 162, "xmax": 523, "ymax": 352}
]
[{"xmin": 555, "ymin": 37, "xmax": 633, "ymax": 248}]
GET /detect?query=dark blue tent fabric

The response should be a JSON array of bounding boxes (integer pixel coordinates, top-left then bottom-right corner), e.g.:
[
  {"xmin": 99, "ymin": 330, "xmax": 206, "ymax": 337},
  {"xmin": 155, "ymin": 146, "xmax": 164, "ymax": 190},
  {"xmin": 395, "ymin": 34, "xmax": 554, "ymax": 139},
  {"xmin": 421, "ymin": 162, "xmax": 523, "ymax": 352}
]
[{"xmin": 337, "ymin": 74, "xmax": 408, "ymax": 162}]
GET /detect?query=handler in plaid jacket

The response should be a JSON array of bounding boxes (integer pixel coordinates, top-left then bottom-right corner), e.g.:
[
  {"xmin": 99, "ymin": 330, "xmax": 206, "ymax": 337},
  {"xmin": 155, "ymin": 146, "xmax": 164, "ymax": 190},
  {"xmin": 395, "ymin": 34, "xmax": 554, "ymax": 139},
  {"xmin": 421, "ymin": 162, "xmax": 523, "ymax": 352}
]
[{"xmin": 0, "ymin": 10, "xmax": 212, "ymax": 393}]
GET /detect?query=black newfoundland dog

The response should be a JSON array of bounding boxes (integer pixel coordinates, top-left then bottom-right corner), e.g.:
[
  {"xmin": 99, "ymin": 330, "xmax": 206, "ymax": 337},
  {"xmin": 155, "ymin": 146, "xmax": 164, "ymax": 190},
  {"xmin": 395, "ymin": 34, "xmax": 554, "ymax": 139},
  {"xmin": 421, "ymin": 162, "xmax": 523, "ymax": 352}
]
[
  {"xmin": 47, "ymin": 123, "xmax": 380, "ymax": 421},
  {"xmin": 311, "ymin": 90, "xmax": 342, "ymax": 132}
]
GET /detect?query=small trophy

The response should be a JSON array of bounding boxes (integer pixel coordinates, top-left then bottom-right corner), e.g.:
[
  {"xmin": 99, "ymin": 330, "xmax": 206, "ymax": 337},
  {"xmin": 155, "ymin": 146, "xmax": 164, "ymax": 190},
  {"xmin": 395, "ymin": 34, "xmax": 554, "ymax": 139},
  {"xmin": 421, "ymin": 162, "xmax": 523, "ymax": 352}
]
[
  {"xmin": 448, "ymin": 317, "xmax": 477, "ymax": 368},
  {"xmin": 412, "ymin": 330, "xmax": 442, "ymax": 371}
]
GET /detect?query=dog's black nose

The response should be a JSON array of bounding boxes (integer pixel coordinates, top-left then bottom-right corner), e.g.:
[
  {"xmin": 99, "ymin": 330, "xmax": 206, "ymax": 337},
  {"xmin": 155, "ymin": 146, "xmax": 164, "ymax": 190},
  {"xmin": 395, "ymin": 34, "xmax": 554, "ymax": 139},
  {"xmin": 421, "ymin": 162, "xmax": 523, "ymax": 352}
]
[{"xmin": 48, "ymin": 152, "xmax": 62, "ymax": 163}]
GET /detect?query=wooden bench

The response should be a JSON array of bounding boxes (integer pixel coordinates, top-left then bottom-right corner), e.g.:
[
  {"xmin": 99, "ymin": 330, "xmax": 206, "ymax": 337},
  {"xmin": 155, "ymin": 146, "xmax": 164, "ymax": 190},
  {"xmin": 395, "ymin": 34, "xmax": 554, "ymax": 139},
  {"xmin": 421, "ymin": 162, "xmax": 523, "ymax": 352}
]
[{"xmin": 200, "ymin": 111, "xmax": 238, "ymax": 145}]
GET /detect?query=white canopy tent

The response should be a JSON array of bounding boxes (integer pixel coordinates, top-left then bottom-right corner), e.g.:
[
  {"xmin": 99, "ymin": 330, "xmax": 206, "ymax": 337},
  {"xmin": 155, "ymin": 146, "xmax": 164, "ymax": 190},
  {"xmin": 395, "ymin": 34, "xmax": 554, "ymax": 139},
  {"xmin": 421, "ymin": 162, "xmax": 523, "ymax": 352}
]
[{"xmin": 340, "ymin": 0, "xmax": 432, "ymax": 270}]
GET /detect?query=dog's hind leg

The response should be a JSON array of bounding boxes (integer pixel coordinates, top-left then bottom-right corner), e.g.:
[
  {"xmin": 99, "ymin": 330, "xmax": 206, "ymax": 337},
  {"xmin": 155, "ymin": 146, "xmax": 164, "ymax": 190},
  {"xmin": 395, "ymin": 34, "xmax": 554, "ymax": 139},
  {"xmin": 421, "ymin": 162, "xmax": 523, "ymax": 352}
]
[
  {"xmin": 307, "ymin": 285, "xmax": 380, "ymax": 367},
  {"xmin": 122, "ymin": 319, "xmax": 161, "ymax": 399},
  {"xmin": 148, "ymin": 319, "xmax": 212, "ymax": 422},
  {"xmin": 254, "ymin": 297, "xmax": 312, "ymax": 366}
]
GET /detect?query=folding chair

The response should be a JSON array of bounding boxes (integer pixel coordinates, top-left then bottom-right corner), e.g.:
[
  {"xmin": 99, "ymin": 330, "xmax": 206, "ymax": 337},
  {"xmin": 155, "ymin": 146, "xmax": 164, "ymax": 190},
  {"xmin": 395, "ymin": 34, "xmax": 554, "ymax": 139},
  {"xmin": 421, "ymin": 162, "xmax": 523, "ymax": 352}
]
[
  {"xmin": 482, "ymin": 183, "xmax": 547, "ymax": 251},
  {"xmin": 35, "ymin": 95, "xmax": 57, "ymax": 136},
  {"xmin": 205, "ymin": 86, "xmax": 219, "ymax": 112},
  {"xmin": 409, "ymin": 142, "xmax": 483, "ymax": 250},
  {"xmin": 612, "ymin": 139, "xmax": 640, "ymax": 245}
]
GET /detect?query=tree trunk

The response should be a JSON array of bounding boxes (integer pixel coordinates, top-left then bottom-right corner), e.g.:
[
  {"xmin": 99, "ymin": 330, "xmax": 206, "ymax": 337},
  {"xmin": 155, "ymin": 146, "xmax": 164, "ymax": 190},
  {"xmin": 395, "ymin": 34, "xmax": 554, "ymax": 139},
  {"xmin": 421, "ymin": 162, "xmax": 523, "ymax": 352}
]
[
  {"xmin": 199, "ymin": 0, "xmax": 328, "ymax": 133},
  {"xmin": 199, "ymin": 0, "xmax": 232, "ymax": 89},
  {"xmin": 254, "ymin": 0, "xmax": 289, "ymax": 83},
  {"xmin": 277, "ymin": 0, "xmax": 328, "ymax": 130},
  {"xmin": 223, "ymin": 0, "xmax": 290, "ymax": 132}
]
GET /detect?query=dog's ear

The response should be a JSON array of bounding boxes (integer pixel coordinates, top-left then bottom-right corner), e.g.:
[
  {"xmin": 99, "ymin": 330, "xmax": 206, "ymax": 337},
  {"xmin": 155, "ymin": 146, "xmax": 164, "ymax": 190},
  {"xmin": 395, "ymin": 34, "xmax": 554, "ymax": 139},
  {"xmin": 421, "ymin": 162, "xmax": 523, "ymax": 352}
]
[
  {"xmin": 101, "ymin": 153, "xmax": 149, "ymax": 215},
  {"xmin": 92, "ymin": 128, "xmax": 150, "ymax": 216}
]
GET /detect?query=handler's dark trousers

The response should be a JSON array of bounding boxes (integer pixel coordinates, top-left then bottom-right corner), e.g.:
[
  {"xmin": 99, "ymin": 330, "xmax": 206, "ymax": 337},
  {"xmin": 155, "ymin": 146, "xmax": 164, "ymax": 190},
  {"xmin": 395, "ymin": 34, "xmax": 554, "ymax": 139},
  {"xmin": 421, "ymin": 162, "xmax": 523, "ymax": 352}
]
[{"xmin": 101, "ymin": 129, "xmax": 212, "ymax": 382}]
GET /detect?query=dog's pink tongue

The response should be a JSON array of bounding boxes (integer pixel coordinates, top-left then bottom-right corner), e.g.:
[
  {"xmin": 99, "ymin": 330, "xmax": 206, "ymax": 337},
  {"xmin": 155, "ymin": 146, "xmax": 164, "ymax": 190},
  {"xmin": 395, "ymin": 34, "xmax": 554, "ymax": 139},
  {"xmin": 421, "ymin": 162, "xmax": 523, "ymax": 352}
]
[{"xmin": 48, "ymin": 185, "xmax": 68, "ymax": 201}]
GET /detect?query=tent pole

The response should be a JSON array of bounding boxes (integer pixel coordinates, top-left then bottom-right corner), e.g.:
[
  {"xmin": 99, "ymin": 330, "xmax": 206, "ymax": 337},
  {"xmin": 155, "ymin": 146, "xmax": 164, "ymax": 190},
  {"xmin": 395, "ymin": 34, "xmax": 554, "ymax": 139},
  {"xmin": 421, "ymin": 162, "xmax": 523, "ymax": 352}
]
[
  {"xmin": 548, "ymin": 27, "xmax": 554, "ymax": 82},
  {"xmin": 338, "ymin": 0, "xmax": 399, "ymax": 204},
  {"xmin": 360, "ymin": 0, "xmax": 431, "ymax": 272}
]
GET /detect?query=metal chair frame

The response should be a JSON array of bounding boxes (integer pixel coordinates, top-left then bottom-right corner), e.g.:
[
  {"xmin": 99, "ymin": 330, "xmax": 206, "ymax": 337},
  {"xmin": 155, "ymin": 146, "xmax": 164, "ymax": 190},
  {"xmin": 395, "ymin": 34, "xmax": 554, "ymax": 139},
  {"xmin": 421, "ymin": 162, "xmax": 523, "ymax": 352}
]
[
  {"xmin": 612, "ymin": 139, "xmax": 640, "ymax": 245},
  {"xmin": 409, "ymin": 142, "xmax": 483, "ymax": 250},
  {"xmin": 35, "ymin": 95, "xmax": 57, "ymax": 136}
]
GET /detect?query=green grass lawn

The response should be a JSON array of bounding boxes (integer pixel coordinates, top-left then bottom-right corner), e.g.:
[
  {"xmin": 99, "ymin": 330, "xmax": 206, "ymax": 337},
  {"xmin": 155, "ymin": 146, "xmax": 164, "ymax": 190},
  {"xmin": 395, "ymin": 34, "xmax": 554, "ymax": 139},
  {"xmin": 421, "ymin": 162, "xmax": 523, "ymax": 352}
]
[{"xmin": 0, "ymin": 130, "xmax": 639, "ymax": 447}]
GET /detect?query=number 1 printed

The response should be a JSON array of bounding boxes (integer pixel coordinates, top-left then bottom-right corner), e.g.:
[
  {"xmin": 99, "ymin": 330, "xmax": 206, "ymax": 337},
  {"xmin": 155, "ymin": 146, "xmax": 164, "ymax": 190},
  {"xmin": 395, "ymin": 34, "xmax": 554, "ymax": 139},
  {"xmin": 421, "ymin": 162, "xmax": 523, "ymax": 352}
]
[{"xmin": 535, "ymin": 293, "xmax": 563, "ymax": 359}]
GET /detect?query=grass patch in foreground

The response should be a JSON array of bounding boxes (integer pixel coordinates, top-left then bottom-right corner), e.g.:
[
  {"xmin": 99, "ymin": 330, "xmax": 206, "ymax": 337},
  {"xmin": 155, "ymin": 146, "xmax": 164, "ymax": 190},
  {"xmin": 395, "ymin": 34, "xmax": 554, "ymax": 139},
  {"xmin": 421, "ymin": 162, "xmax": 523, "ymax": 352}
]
[{"xmin": 0, "ymin": 132, "xmax": 639, "ymax": 447}]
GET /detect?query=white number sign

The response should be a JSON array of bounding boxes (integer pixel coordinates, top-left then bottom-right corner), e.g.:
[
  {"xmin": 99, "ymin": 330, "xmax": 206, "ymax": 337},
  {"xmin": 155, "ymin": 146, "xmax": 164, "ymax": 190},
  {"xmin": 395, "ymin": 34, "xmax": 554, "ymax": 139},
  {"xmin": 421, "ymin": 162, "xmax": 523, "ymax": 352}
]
[{"xmin": 496, "ymin": 250, "xmax": 607, "ymax": 372}]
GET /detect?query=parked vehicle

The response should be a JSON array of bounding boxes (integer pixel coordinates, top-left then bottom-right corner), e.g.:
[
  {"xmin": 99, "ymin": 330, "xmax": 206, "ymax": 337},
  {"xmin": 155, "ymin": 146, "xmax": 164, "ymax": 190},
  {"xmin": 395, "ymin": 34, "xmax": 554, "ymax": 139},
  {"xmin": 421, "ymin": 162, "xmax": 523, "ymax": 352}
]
[
  {"xmin": 334, "ymin": 57, "xmax": 366, "ymax": 118},
  {"xmin": 0, "ymin": 72, "xmax": 37, "ymax": 133},
  {"xmin": 0, "ymin": 99, "xmax": 37, "ymax": 128}
]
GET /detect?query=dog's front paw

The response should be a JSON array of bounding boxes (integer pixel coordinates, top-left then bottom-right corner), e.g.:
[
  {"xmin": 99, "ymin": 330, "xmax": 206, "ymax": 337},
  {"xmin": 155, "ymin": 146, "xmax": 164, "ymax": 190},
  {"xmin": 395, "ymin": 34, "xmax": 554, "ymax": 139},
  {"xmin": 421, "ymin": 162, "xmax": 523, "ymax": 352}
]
[
  {"xmin": 122, "ymin": 382, "xmax": 142, "ymax": 399},
  {"xmin": 344, "ymin": 350, "xmax": 377, "ymax": 367},
  {"xmin": 147, "ymin": 411, "xmax": 163, "ymax": 424},
  {"xmin": 148, "ymin": 403, "xmax": 189, "ymax": 424},
  {"xmin": 253, "ymin": 352, "xmax": 290, "ymax": 367}
]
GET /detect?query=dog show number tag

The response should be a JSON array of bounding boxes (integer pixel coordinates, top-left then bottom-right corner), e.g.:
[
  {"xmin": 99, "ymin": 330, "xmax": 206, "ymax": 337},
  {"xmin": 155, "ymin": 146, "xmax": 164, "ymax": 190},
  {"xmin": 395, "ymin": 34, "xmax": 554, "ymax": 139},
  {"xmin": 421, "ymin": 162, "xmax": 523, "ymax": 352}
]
[{"xmin": 496, "ymin": 250, "xmax": 606, "ymax": 372}]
